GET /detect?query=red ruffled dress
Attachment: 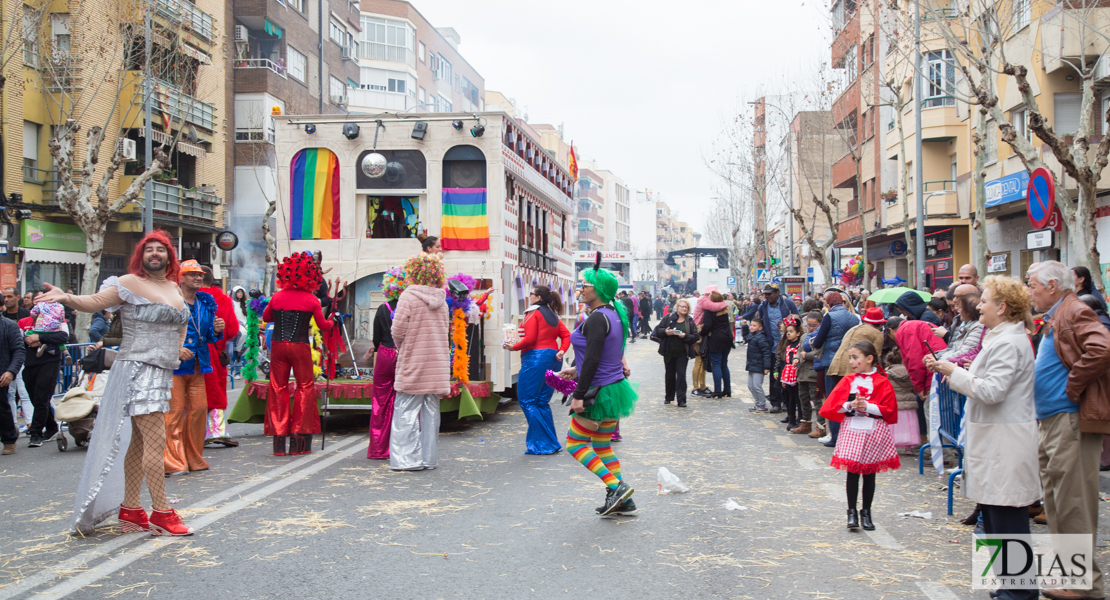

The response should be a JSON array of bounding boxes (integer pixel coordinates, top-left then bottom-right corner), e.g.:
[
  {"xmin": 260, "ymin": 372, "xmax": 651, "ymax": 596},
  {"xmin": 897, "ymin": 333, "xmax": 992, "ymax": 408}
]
[{"xmin": 819, "ymin": 370, "xmax": 901, "ymax": 474}]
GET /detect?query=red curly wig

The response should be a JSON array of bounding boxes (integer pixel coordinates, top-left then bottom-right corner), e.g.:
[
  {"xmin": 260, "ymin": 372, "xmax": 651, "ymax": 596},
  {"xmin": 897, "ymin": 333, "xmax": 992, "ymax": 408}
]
[
  {"xmin": 276, "ymin": 252, "xmax": 323, "ymax": 292},
  {"xmin": 129, "ymin": 229, "xmax": 180, "ymax": 282}
]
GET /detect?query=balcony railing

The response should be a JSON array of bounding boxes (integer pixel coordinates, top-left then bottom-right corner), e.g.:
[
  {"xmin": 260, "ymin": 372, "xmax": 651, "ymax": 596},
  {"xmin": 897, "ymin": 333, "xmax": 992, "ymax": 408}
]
[
  {"xmin": 922, "ymin": 95, "xmax": 956, "ymax": 108},
  {"xmin": 157, "ymin": 0, "xmax": 215, "ymax": 43},
  {"xmin": 144, "ymin": 181, "xmax": 219, "ymax": 223},
  {"xmin": 138, "ymin": 78, "xmax": 218, "ymax": 132},
  {"xmin": 234, "ymin": 58, "xmax": 286, "ymax": 78},
  {"xmin": 921, "ymin": 7, "xmax": 958, "ymax": 22},
  {"xmin": 358, "ymin": 42, "xmax": 416, "ymax": 68}
]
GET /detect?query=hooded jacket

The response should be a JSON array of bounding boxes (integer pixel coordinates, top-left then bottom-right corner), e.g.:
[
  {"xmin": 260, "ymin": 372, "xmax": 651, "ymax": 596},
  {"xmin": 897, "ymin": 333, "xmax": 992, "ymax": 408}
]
[
  {"xmin": 391, "ymin": 285, "xmax": 451, "ymax": 395},
  {"xmin": 201, "ymin": 286, "xmax": 240, "ymax": 410},
  {"xmin": 175, "ymin": 290, "xmax": 219, "ymax": 376},
  {"xmin": 894, "ymin": 291, "xmax": 933, "ymax": 322},
  {"xmin": 895, "ymin": 320, "xmax": 947, "ymax": 394},
  {"xmin": 231, "ymin": 285, "xmax": 248, "ymax": 329}
]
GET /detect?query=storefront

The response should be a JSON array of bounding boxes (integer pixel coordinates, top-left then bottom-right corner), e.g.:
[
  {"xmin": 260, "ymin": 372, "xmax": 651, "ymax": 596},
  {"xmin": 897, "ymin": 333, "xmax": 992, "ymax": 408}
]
[{"xmin": 18, "ymin": 219, "xmax": 87, "ymax": 293}]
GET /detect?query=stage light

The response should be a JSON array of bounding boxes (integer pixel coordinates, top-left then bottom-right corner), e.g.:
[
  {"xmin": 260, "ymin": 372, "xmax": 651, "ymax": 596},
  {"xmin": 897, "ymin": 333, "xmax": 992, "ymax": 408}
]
[
  {"xmin": 304, "ymin": 124, "xmax": 316, "ymax": 134},
  {"xmin": 411, "ymin": 122, "xmax": 428, "ymax": 140},
  {"xmin": 342, "ymin": 123, "xmax": 360, "ymax": 140},
  {"xmin": 470, "ymin": 123, "xmax": 485, "ymax": 138},
  {"xmin": 452, "ymin": 120, "xmax": 463, "ymax": 130}
]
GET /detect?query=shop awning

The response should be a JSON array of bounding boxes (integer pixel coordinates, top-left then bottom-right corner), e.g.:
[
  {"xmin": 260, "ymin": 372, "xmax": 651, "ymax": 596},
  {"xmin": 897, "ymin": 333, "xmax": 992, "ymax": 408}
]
[{"xmin": 19, "ymin": 248, "xmax": 88, "ymax": 265}]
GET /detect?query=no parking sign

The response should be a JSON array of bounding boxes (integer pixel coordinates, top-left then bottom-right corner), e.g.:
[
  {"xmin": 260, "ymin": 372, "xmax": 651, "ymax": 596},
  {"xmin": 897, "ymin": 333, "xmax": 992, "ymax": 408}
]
[{"xmin": 1027, "ymin": 167, "xmax": 1055, "ymax": 229}]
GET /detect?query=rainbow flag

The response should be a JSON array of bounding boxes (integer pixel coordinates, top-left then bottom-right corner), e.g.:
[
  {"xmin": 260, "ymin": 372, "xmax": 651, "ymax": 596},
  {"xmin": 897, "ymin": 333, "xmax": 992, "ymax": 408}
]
[
  {"xmin": 441, "ymin": 188, "xmax": 488, "ymax": 251},
  {"xmin": 290, "ymin": 148, "xmax": 340, "ymax": 239}
]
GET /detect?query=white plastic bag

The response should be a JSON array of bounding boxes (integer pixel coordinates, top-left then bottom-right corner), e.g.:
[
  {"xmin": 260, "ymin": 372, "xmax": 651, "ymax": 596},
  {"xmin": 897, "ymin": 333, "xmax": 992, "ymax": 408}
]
[
  {"xmin": 656, "ymin": 467, "xmax": 690, "ymax": 494},
  {"xmin": 723, "ymin": 498, "xmax": 747, "ymax": 511}
]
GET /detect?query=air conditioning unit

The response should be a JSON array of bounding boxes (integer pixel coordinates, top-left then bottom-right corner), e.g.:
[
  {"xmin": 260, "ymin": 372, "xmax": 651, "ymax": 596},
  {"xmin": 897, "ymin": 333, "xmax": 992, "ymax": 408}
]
[
  {"xmin": 1096, "ymin": 55, "xmax": 1110, "ymax": 85},
  {"xmin": 118, "ymin": 138, "xmax": 137, "ymax": 161},
  {"xmin": 234, "ymin": 25, "xmax": 248, "ymax": 42},
  {"xmin": 210, "ymin": 246, "xmax": 231, "ymax": 266},
  {"xmin": 341, "ymin": 46, "xmax": 353, "ymax": 60},
  {"xmin": 331, "ymin": 94, "xmax": 348, "ymax": 106}
]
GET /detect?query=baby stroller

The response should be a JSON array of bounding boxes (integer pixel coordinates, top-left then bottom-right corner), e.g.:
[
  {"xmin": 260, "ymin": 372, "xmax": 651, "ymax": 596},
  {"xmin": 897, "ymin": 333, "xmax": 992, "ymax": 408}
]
[{"xmin": 54, "ymin": 347, "xmax": 114, "ymax": 452}]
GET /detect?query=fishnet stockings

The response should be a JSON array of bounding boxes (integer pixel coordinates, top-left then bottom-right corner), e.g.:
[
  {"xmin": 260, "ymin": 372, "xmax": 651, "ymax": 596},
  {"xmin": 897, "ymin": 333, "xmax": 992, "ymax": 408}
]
[{"xmin": 123, "ymin": 413, "xmax": 169, "ymax": 511}]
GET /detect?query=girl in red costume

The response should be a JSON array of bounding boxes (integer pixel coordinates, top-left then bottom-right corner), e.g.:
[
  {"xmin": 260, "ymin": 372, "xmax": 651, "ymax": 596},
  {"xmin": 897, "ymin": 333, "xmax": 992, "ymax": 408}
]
[
  {"xmin": 819, "ymin": 340, "xmax": 900, "ymax": 532},
  {"xmin": 263, "ymin": 253, "xmax": 333, "ymax": 456}
]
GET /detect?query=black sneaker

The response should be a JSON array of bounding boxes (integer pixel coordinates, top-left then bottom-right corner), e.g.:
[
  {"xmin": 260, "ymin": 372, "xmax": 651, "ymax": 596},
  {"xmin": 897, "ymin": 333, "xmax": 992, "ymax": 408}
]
[
  {"xmin": 28, "ymin": 435, "xmax": 42, "ymax": 448},
  {"xmin": 610, "ymin": 498, "xmax": 638, "ymax": 516},
  {"xmin": 596, "ymin": 481, "xmax": 634, "ymax": 516}
]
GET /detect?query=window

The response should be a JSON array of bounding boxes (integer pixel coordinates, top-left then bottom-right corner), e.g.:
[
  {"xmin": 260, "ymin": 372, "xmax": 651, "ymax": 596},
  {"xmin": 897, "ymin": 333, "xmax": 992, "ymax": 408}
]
[
  {"xmin": 329, "ymin": 76, "xmax": 345, "ymax": 102},
  {"xmin": 437, "ymin": 94, "xmax": 452, "ymax": 113},
  {"xmin": 1103, "ymin": 96, "xmax": 1109, "ymax": 136},
  {"xmin": 435, "ymin": 53, "xmax": 452, "ymax": 81},
  {"xmin": 843, "ymin": 44, "xmax": 857, "ymax": 80},
  {"xmin": 359, "ymin": 16, "xmax": 414, "ymax": 50},
  {"xmin": 418, "ymin": 87, "xmax": 425, "ymax": 103},
  {"xmin": 418, "ymin": 41, "xmax": 425, "ymax": 62},
  {"xmin": 23, "ymin": 121, "xmax": 39, "ymax": 181},
  {"xmin": 359, "ymin": 67, "xmax": 415, "ymax": 97},
  {"xmin": 329, "ymin": 20, "xmax": 344, "ymax": 45},
  {"xmin": 1015, "ymin": 0, "xmax": 1031, "ymax": 30},
  {"xmin": 1011, "ymin": 107, "xmax": 1031, "ymax": 143},
  {"xmin": 22, "ymin": 6, "xmax": 36, "ymax": 66},
  {"xmin": 287, "ymin": 0, "xmax": 302, "ymax": 11},
  {"xmin": 985, "ymin": 120, "xmax": 998, "ymax": 162},
  {"xmin": 287, "ymin": 47, "xmax": 306, "ymax": 82},
  {"xmin": 923, "ymin": 50, "xmax": 957, "ymax": 107},
  {"xmin": 1054, "ymin": 92, "xmax": 1081, "ymax": 136},
  {"xmin": 51, "ymin": 14, "xmax": 70, "ymax": 58}
]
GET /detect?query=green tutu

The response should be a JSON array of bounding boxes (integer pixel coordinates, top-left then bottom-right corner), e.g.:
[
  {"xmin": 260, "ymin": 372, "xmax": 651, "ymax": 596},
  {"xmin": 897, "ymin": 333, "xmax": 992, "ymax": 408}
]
[{"xmin": 583, "ymin": 379, "xmax": 639, "ymax": 422}]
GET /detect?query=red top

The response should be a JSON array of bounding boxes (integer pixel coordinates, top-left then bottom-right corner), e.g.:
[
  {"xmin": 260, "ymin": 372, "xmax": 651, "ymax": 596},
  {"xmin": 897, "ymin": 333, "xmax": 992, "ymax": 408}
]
[
  {"xmin": 512, "ymin": 306, "xmax": 571, "ymax": 352},
  {"xmin": 819, "ymin": 371, "xmax": 898, "ymax": 425},
  {"xmin": 263, "ymin": 289, "xmax": 333, "ymax": 332}
]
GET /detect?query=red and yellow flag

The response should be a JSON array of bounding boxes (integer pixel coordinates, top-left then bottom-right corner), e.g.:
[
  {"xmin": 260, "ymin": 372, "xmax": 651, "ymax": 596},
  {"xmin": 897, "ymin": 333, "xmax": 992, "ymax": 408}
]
[{"xmin": 568, "ymin": 143, "xmax": 579, "ymax": 181}]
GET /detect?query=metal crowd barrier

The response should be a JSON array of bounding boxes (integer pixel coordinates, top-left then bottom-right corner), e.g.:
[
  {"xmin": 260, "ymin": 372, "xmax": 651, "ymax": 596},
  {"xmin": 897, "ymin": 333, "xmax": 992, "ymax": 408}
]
[{"xmin": 918, "ymin": 377, "xmax": 967, "ymax": 514}]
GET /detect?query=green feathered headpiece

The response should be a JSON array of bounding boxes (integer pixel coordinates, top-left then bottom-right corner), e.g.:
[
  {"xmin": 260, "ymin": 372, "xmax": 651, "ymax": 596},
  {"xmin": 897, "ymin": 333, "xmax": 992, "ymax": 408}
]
[{"xmin": 580, "ymin": 252, "xmax": 629, "ymax": 349}]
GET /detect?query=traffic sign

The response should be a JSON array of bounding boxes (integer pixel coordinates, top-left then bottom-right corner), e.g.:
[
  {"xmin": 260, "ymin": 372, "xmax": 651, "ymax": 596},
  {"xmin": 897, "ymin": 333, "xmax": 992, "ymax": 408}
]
[
  {"xmin": 1027, "ymin": 167, "xmax": 1056, "ymax": 229},
  {"xmin": 807, "ymin": 267, "xmax": 814, "ymax": 283},
  {"xmin": 1027, "ymin": 228, "xmax": 1054, "ymax": 250},
  {"xmin": 726, "ymin": 276, "xmax": 737, "ymax": 286},
  {"xmin": 756, "ymin": 269, "xmax": 771, "ymax": 283}
]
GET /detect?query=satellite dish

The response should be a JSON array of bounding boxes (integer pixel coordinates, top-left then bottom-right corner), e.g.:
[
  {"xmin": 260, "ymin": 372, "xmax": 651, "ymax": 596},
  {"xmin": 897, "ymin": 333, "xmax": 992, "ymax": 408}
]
[{"xmin": 185, "ymin": 124, "xmax": 199, "ymax": 144}]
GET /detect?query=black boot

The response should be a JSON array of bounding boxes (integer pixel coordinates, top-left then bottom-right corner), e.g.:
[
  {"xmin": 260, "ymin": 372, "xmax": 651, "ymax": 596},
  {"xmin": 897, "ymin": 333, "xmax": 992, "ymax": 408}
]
[
  {"xmin": 846, "ymin": 508, "xmax": 860, "ymax": 529},
  {"xmin": 860, "ymin": 509, "xmax": 875, "ymax": 531},
  {"xmin": 273, "ymin": 436, "xmax": 286, "ymax": 456}
]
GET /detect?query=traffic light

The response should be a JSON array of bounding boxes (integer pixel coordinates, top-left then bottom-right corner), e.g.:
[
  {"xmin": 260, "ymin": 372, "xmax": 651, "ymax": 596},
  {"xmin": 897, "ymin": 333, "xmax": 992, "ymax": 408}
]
[{"xmin": 769, "ymin": 256, "xmax": 778, "ymax": 266}]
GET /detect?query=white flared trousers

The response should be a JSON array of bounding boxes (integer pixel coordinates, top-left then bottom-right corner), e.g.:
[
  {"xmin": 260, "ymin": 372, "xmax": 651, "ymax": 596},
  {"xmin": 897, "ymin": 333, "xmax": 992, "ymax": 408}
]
[{"xmin": 389, "ymin": 392, "xmax": 440, "ymax": 471}]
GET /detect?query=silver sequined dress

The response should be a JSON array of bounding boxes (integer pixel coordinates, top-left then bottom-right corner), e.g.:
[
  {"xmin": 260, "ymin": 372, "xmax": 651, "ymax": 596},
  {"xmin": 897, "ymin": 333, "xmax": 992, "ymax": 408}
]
[{"xmin": 72, "ymin": 277, "xmax": 189, "ymax": 534}]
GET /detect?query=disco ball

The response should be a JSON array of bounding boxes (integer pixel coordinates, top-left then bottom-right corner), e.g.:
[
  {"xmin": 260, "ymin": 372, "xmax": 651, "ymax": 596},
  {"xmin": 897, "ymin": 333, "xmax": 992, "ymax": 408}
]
[{"xmin": 361, "ymin": 153, "xmax": 387, "ymax": 178}]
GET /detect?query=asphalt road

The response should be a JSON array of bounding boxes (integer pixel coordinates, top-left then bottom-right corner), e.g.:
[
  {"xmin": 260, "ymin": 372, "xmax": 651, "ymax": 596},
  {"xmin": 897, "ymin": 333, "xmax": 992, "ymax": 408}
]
[{"xmin": 2, "ymin": 331, "xmax": 1109, "ymax": 599}]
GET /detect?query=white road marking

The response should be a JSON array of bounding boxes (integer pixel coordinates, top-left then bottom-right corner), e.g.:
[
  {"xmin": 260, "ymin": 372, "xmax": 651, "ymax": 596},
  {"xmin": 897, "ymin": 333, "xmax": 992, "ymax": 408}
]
[
  {"xmin": 916, "ymin": 581, "xmax": 960, "ymax": 600},
  {"xmin": 1, "ymin": 434, "xmax": 363, "ymax": 600},
  {"xmin": 794, "ymin": 455, "xmax": 821, "ymax": 470},
  {"xmin": 776, "ymin": 437, "xmax": 797, "ymax": 447},
  {"xmin": 821, "ymin": 483, "xmax": 903, "ymax": 550}
]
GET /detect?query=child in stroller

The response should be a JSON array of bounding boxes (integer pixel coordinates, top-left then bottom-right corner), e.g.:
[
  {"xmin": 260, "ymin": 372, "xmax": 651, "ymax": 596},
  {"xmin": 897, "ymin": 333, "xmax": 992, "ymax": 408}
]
[{"xmin": 53, "ymin": 345, "xmax": 112, "ymax": 451}]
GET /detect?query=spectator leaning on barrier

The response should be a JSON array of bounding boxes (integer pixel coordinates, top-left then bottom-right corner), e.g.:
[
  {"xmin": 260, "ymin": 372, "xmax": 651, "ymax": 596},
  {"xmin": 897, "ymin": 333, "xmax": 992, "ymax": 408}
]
[
  {"xmin": 1026, "ymin": 261, "xmax": 1110, "ymax": 600},
  {"xmin": 0, "ymin": 317, "xmax": 26, "ymax": 455},
  {"xmin": 925, "ymin": 276, "xmax": 1040, "ymax": 600}
]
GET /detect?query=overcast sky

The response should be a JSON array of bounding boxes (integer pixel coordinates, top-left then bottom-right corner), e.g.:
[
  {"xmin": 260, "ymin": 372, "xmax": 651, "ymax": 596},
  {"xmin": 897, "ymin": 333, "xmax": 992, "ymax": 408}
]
[{"xmin": 411, "ymin": 0, "xmax": 832, "ymax": 236}]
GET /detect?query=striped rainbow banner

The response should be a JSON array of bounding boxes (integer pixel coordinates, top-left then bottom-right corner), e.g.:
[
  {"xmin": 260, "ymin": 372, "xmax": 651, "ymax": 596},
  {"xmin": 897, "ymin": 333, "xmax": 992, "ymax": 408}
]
[
  {"xmin": 441, "ymin": 187, "xmax": 489, "ymax": 251},
  {"xmin": 290, "ymin": 148, "xmax": 340, "ymax": 239}
]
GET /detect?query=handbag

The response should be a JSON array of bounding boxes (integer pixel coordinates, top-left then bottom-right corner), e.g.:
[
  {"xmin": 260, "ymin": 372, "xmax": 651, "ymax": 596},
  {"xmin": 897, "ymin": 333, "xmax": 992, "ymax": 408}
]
[
  {"xmin": 567, "ymin": 385, "xmax": 600, "ymax": 415},
  {"xmin": 218, "ymin": 349, "xmax": 230, "ymax": 367},
  {"xmin": 79, "ymin": 347, "xmax": 116, "ymax": 373}
]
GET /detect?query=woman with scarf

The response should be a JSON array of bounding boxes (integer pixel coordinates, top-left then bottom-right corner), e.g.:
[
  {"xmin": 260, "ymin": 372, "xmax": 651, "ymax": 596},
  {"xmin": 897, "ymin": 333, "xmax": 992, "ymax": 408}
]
[
  {"xmin": 558, "ymin": 259, "xmax": 639, "ymax": 516},
  {"xmin": 505, "ymin": 284, "xmax": 570, "ymax": 455},
  {"xmin": 362, "ymin": 267, "xmax": 406, "ymax": 459},
  {"xmin": 263, "ymin": 254, "xmax": 333, "ymax": 456}
]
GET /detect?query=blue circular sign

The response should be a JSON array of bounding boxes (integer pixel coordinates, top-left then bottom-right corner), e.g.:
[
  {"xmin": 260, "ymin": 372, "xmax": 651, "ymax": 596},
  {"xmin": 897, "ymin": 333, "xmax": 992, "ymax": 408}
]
[
  {"xmin": 1027, "ymin": 167, "xmax": 1055, "ymax": 229},
  {"xmin": 889, "ymin": 240, "xmax": 908, "ymax": 256}
]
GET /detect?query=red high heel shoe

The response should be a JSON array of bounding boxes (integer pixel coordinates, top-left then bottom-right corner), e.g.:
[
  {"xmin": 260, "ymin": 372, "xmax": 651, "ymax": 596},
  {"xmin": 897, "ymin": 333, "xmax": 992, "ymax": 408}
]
[
  {"xmin": 118, "ymin": 505, "xmax": 149, "ymax": 533},
  {"xmin": 149, "ymin": 509, "xmax": 193, "ymax": 536}
]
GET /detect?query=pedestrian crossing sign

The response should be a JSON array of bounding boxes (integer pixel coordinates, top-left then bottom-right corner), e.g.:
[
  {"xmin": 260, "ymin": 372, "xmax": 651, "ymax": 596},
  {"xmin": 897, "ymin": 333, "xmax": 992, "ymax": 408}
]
[{"xmin": 756, "ymin": 269, "xmax": 770, "ymax": 283}]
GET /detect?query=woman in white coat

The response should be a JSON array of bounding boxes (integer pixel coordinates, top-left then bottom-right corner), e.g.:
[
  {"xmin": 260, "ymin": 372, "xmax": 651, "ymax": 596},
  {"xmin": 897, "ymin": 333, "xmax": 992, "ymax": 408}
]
[{"xmin": 925, "ymin": 275, "xmax": 1039, "ymax": 600}]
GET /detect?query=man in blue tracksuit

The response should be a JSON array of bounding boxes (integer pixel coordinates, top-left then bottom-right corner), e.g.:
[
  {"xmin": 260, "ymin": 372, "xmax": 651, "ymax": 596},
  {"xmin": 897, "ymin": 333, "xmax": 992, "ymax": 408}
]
[{"xmin": 742, "ymin": 284, "xmax": 798, "ymax": 412}]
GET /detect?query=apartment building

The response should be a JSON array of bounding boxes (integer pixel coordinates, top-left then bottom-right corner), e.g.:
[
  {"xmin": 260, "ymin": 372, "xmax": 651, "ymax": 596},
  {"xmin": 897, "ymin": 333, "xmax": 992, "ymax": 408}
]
[
  {"xmin": 348, "ymin": 0, "xmax": 485, "ymax": 114},
  {"xmin": 597, "ymin": 169, "xmax": 631, "ymax": 251},
  {"xmin": 790, "ymin": 110, "xmax": 852, "ymax": 285},
  {"xmin": 9, "ymin": 0, "xmax": 228, "ymax": 291},
  {"xmin": 575, "ymin": 164, "xmax": 605, "ymax": 252},
  {"xmin": 827, "ymin": 0, "xmax": 909, "ymax": 288},
  {"xmin": 229, "ymin": 0, "xmax": 360, "ymax": 287}
]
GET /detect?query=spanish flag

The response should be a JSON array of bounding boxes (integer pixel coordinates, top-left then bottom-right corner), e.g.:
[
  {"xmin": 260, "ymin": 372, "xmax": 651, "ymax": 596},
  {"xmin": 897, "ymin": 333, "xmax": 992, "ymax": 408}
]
[{"xmin": 568, "ymin": 143, "xmax": 578, "ymax": 182}]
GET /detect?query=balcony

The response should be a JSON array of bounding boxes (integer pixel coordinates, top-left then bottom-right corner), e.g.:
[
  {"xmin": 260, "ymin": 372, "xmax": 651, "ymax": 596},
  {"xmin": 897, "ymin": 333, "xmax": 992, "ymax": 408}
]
[
  {"xmin": 347, "ymin": 88, "xmax": 418, "ymax": 113},
  {"xmin": 234, "ymin": 58, "xmax": 286, "ymax": 78},
  {"xmin": 155, "ymin": 0, "xmax": 216, "ymax": 46},
  {"xmin": 125, "ymin": 74, "xmax": 218, "ymax": 133},
  {"xmin": 144, "ymin": 181, "xmax": 220, "ymax": 223},
  {"xmin": 358, "ymin": 42, "xmax": 416, "ymax": 69},
  {"xmin": 921, "ymin": 7, "xmax": 957, "ymax": 22}
]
